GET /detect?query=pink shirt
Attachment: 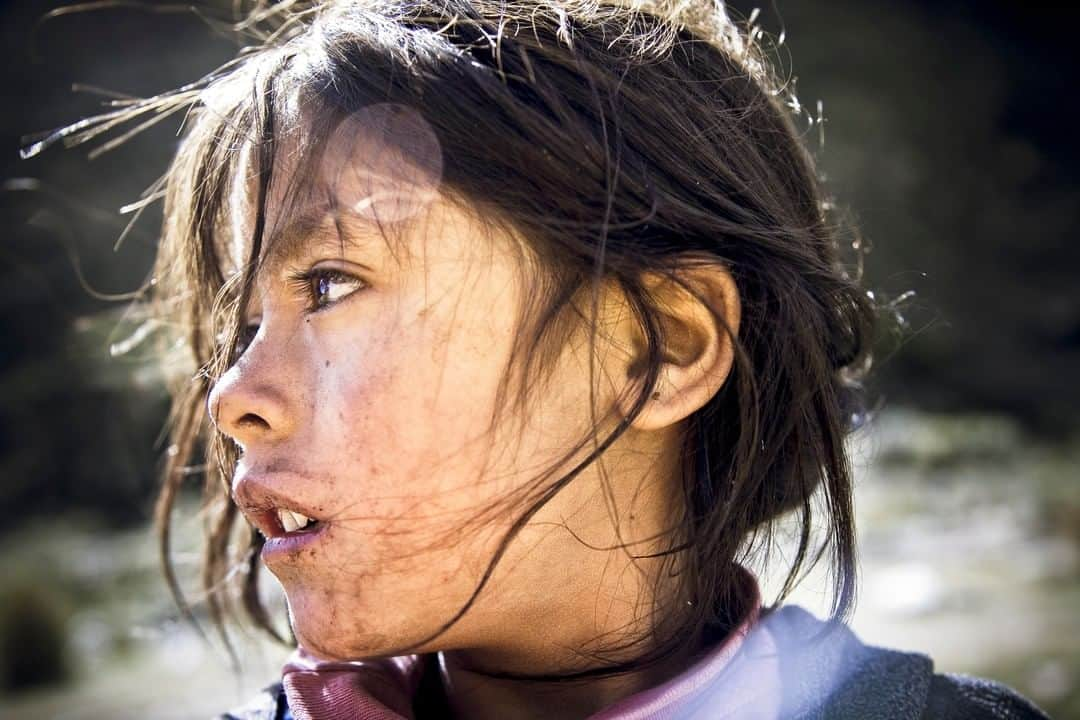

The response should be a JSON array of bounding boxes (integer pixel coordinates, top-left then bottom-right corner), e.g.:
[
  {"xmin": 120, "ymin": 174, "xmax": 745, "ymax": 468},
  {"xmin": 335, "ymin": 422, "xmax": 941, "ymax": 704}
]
[{"xmin": 282, "ymin": 568, "xmax": 780, "ymax": 719}]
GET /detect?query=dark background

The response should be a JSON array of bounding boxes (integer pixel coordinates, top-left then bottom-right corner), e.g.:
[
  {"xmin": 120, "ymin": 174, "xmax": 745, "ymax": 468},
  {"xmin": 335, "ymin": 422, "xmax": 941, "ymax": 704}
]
[{"xmin": 1, "ymin": 0, "xmax": 1078, "ymax": 716}]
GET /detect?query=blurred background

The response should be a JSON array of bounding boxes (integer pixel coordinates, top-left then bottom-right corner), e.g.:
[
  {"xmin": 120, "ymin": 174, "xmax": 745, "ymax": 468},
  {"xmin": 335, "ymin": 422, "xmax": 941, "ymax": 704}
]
[{"xmin": 1, "ymin": 0, "xmax": 1077, "ymax": 717}]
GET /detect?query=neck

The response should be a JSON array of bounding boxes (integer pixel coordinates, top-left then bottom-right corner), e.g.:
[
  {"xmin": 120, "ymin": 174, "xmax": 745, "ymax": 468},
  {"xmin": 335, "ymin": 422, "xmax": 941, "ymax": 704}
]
[{"xmin": 437, "ymin": 627, "xmax": 706, "ymax": 720}]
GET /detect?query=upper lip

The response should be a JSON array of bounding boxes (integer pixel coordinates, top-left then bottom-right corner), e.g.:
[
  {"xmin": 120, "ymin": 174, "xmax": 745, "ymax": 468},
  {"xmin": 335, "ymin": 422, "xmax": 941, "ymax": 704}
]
[{"xmin": 232, "ymin": 465, "xmax": 324, "ymax": 538}]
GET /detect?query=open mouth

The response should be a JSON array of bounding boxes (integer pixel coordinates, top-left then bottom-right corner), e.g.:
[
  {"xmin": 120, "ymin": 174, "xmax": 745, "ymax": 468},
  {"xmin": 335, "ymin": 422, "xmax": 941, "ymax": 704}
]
[
  {"xmin": 249, "ymin": 506, "xmax": 324, "ymax": 540},
  {"xmin": 277, "ymin": 508, "xmax": 319, "ymax": 534},
  {"xmin": 230, "ymin": 472, "xmax": 329, "ymax": 560},
  {"xmin": 258, "ymin": 506, "xmax": 329, "ymax": 563}
]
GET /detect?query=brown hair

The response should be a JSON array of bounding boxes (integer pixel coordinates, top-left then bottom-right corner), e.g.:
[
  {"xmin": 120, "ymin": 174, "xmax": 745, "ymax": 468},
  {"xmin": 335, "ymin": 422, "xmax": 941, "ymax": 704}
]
[{"xmin": 27, "ymin": 0, "xmax": 877, "ymax": 682}]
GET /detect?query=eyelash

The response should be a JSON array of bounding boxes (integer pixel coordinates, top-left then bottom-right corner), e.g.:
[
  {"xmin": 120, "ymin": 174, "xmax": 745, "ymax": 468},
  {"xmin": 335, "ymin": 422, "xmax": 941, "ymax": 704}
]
[
  {"xmin": 287, "ymin": 267, "xmax": 367, "ymax": 313},
  {"xmin": 234, "ymin": 268, "xmax": 365, "ymax": 356}
]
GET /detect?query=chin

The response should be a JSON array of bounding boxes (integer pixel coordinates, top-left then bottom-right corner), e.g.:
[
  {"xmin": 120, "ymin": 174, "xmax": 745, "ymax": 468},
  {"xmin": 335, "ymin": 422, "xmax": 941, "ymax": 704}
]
[{"xmin": 285, "ymin": 590, "xmax": 400, "ymax": 661}]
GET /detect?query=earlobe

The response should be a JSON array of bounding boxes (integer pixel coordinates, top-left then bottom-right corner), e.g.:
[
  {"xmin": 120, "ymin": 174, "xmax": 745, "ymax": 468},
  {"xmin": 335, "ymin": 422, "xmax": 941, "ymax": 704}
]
[{"xmin": 618, "ymin": 261, "xmax": 740, "ymax": 432}]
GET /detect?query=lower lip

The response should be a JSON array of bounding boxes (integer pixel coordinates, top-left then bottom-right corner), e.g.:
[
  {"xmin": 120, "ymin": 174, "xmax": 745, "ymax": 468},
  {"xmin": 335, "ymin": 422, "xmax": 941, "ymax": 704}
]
[{"xmin": 261, "ymin": 523, "xmax": 330, "ymax": 563}]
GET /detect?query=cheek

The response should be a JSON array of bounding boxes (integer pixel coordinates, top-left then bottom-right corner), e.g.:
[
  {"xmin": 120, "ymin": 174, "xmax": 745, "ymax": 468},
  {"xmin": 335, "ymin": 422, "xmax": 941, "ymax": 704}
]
[{"xmin": 304, "ymin": 309, "xmax": 515, "ymax": 553}]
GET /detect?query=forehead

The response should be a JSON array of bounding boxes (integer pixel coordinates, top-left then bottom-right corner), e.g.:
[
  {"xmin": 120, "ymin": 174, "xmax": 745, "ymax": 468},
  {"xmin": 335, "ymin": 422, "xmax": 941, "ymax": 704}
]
[{"xmin": 222, "ymin": 102, "xmax": 446, "ymax": 276}]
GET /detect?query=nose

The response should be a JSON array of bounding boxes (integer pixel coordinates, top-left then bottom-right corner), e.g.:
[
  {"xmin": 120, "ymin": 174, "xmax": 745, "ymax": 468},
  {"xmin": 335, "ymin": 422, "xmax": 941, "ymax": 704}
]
[{"xmin": 207, "ymin": 354, "xmax": 296, "ymax": 450}]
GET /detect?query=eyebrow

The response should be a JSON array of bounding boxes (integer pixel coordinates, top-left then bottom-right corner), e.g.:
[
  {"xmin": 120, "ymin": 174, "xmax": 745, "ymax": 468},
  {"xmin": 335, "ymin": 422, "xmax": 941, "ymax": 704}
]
[{"xmin": 259, "ymin": 205, "xmax": 393, "ymax": 272}]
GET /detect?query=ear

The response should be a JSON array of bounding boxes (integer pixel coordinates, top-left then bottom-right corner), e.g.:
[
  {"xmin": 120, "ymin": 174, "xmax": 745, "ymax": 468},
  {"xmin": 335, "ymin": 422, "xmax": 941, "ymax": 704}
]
[{"xmin": 615, "ymin": 259, "xmax": 741, "ymax": 431}]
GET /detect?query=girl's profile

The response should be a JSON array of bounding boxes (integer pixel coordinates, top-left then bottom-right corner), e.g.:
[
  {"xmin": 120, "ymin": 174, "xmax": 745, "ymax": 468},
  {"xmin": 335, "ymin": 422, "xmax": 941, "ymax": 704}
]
[{"xmin": 24, "ymin": 0, "xmax": 1055, "ymax": 717}]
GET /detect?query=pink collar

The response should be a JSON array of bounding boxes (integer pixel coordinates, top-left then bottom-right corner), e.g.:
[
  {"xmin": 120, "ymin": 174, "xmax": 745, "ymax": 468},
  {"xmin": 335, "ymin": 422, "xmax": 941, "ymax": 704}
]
[{"xmin": 282, "ymin": 567, "xmax": 778, "ymax": 719}]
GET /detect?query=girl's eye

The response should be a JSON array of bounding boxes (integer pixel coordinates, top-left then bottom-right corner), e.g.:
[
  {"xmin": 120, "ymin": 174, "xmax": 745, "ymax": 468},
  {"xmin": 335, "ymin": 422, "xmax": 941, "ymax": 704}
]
[
  {"xmin": 305, "ymin": 268, "xmax": 365, "ymax": 310},
  {"xmin": 235, "ymin": 322, "xmax": 259, "ymax": 357}
]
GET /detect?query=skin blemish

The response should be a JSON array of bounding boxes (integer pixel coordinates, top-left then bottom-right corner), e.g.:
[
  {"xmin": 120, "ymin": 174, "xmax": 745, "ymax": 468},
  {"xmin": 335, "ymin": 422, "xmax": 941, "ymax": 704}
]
[{"xmin": 325, "ymin": 360, "xmax": 331, "ymax": 368}]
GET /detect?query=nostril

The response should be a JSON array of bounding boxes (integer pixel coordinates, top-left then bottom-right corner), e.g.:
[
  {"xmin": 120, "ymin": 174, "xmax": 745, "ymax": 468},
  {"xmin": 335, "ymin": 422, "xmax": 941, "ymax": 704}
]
[
  {"xmin": 236, "ymin": 412, "xmax": 271, "ymax": 432},
  {"xmin": 206, "ymin": 368, "xmax": 292, "ymax": 444}
]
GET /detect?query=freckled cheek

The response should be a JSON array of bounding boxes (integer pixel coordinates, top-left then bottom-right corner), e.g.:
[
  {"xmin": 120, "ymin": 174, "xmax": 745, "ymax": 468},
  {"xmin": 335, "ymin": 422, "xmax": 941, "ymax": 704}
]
[
  {"xmin": 308, "ymin": 319, "xmax": 505, "ymax": 517},
  {"xmin": 303, "ymin": 339, "xmax": 432, "ymax": 507}
]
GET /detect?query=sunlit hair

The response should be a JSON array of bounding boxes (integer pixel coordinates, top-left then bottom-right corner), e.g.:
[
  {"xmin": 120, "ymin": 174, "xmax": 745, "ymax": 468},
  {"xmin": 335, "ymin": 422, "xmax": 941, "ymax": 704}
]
[{"xmin": 28, "ymin": 0, "xmax": 878, "ymax": 681}]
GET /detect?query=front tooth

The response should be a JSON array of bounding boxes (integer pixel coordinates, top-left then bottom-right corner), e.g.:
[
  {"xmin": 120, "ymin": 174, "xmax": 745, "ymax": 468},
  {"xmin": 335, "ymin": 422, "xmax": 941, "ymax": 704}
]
[
  {"xmin": 279, "ymin": 508, "xmax": 299, "ymax": 533},
  {"xmin": 291, "ymin": 511, "xmax": 311, "ymax": 530}
]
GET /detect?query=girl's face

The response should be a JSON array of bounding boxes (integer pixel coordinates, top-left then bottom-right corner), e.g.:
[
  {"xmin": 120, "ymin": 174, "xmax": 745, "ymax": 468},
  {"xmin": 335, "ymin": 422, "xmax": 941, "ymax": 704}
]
[{"xmin": 207, "ymin": 109, "xmax": 680, "ymax": 665}]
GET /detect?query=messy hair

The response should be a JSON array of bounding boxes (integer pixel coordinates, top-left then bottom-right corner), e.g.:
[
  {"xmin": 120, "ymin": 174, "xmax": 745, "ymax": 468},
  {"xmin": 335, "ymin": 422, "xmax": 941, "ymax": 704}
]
[{"xmin": 28, "ymin": 0, "xmax": 877, "ymax": 681}]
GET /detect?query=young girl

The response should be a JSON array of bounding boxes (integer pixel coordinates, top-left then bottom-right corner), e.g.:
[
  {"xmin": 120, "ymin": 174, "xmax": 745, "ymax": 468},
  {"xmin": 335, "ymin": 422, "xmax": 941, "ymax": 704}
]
[{"xmin": 29, "ymin": 0, "xmax": 1051, "ymax": 717}]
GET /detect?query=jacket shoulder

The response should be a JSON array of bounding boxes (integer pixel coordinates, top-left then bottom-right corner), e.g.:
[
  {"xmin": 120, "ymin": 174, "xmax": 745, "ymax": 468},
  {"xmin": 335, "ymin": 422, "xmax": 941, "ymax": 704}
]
[
  {"xmin": 920, "ymin": 672, "xmax": 1051, "ymax": 719},
  {"xmin": 215, "ymin": 681, "xmax": 288, "ymax": 720},
  {"xmin": 761, "ymin": 605, "xmax": 1052, "ymax": 720}
]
